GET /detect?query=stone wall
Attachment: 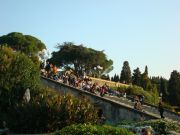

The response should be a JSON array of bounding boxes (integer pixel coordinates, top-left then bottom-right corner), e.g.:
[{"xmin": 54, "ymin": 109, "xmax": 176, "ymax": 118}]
[{"xmin": 41, "ymin": 77, "xmax": 158, "ymax": 124}]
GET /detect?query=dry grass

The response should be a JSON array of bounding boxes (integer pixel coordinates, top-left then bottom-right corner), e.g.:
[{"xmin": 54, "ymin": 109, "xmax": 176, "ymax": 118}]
[{"xmin": 87, "ymin": 76, "xmax": 129, "ymax": 87}]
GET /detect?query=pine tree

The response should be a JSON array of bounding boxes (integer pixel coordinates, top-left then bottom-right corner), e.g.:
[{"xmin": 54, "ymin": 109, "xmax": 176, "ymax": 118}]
[
  {"xmin": 115, "ymin": 75, "xmax": 120, "ymax": 82},
  {"xmin": 106, "ymin": 75, "xmax": 110, "ymax": 80},
  {"xmin": 144, "ymin": 65, "xmax": 148, "ymax": 75},
  {"xmin": 168, "ymin": 70, "xmax": 180, "ymax": 107},
  {"xmin": 120, "ymin": 61, "xmax": 132, "ymax": 84},
  {"xmin": 111, "ymin": 76, "xmax": 114, "ymax": 81},
  {"xmin": 141, "ymin": 66, "xmax": 152, "ymax": 90},
  {"xmin": 113, "ymin": 74, "xmax": 119, "ymax": 82},
  {"xmin": 150, "ymin": 76, "xmax": 161, "ymax": 92},
  {"xmin": 132, "ymin": 67, "xmax": 141, "ymax": 86},
  {"xmin": 113, "ymin": 74, "xmax": 117, "ymax": 82},
  {"xmin": 160, "ymin": 77, "xmax": 168, "ymax": 101}
]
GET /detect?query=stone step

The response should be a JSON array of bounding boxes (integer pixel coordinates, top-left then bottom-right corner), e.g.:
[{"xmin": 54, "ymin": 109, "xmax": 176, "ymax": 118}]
[{"xmin": 104, "ymin": 94, "xmax": 180, "ymax": 122}]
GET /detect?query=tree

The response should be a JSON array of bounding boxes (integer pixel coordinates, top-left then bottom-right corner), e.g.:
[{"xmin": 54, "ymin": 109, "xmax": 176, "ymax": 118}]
[
  {"xmin": 101, "ymin": 74, "xmax": 110, "ymax": 80},
  {"xmin": 120, "ymin": 61, "xmax": 131, "ymax": 84},
  {"xmin": 112, "ymin": 74, "xmax": 120, "ymax": 82},
  {"xmin": 0, "ymin": 32, "xmax": 46, "ymax": 56},
  {"xmin": 151, "ymin": 84, "xmax": 159, "ymax": 104},
  {"xmin": 132, "ymin": 67, "xmax": 141, "ymax": 86},
  {"xmin": 141, "ymin": 66, "xmax": 152, "ymax": 91},
  {"xmin": 49, "ymin": 42, "xmax": 113, "ymax": 76},
  {"xmin": 160, "ymin": 77, "xmax": 168, "ymax": 101},
  {"xmin": 144, "ymin": 65, "xmax": 148, "ymax": 75},
  {"xmin": 0, "ymin": 46, "xmax": 40, "ymax": 110},
  {"xmin": 150, "ymin": 76, "xmax": 161, "ymax": 92},
  {"xmin": 168, "ymin": 70, "xmax": 180, "ymax": 107},
  {"xmin": 111, "ymin": 76, "xmax": 114, "ymax": 81}
]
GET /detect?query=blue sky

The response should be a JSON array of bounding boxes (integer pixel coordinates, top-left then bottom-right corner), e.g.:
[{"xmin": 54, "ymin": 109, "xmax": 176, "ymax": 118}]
[{"xmin": 1, "ymin": 0, "xmax": 180, "ymax": 79}]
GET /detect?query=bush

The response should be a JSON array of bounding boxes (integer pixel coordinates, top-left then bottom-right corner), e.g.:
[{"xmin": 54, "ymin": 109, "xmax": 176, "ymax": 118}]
[
  {"xmin": 133, "ymin": 119, "xmax": 180, "ymax": 134},
  {"xmin": 54, "ymin": 124, "xmax": 133, "ymax": 135},
  {"xmin": 111, "ymin": 86, "xmax": 127, "ymax": 92},
  {"xmin": 3, "ymin": 87, "xmax": 99, "ymax": 133},
  {"xmin": 0, "ymin": 46, "xmax": 99, "ymax": 133},
  {"xmin": 126, "ymin": 85, "xmax": 159, "ymax": 104}
]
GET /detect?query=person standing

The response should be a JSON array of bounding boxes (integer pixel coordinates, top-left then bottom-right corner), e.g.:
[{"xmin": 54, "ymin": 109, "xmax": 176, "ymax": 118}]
[{"xmin": 158, "ymin": 101, "xmax": 165, "ymax": 119}]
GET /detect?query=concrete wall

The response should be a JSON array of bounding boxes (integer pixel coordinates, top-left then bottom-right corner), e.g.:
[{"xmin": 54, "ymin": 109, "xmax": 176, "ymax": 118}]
[{"xmin": 41, "ymin": 77, "xmax": 158, "ymax": 124}]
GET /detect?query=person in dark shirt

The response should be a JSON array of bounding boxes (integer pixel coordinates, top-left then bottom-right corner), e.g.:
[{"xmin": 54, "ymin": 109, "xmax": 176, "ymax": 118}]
[{"xmin": 158, "ymin": 101, "xmax": 165, "ymax": 119}]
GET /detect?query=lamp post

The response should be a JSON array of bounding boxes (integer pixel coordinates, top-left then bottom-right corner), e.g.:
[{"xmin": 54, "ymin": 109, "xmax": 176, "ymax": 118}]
[{"xmin": 160, "ymin": 92, "xmax": 163, "ymax": 101}]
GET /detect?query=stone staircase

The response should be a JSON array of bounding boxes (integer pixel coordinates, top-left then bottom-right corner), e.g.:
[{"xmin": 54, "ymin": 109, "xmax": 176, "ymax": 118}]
[{"xmin": 103, "ymin": 94, "xmax": 180, "ymax": 122}]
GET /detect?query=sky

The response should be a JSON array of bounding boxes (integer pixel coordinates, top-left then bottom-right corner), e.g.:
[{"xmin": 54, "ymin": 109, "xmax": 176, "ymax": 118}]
[{"xmin": 0, "ymin": 0, "xmax": 180, "ymax": 79}]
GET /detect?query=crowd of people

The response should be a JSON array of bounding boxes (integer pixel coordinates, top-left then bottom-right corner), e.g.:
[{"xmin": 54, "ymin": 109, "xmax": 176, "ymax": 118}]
[{"xmin": 40, "ymin": 62, "xmax": 126, "ymax": 98}]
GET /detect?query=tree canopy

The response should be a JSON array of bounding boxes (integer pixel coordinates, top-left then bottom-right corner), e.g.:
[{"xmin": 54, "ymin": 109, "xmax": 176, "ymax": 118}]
[
  {"xmin": 0, "ymin": 46, "xmax": 40, "ymax": 110},
  {"xmin": 0, "ymin": 32, "xmax": 46, "ymax": 55},
  {"xmin": 49, "ymin": 42, "xmax": 113, "ymax": 76}
]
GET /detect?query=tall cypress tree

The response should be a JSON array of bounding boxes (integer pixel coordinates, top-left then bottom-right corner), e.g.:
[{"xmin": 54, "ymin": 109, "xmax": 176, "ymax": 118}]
[
  {"xmin": 132, "ymin": 67, "xmax": 141, "ymax": 86},
  {"xmin": 120, "ymin": 61, "xmax": 132, "ymax": 84},
  {"xmin": 144, "ymin": 65, "xmax": 148, "ymax": 75},
  {"xmin": 168, "ymin": 70, "xmax": 180, "ymax": 107},
  {"xmin": 141, "ymin": 65, "xmax": 152, "ymax": 91}
]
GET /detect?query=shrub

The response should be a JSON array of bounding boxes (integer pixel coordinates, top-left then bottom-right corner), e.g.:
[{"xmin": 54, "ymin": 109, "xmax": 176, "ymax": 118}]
[
  {"xmin": 126, "ymin": 85, "xmax": 159, "ymax": 104},
  {"xmin": 0, "ymin": 46, "xmax": 99, "ymax": 133},
  {"xmin": 111, "ymin": 86, "xmax": 128, "ymax": 92},
  {"xmin": 54, "ymin": 124, "xmax": 133, "ymax": 135},
  {"xmin": 4, "ymin": 87, "xmax": 99, "ymax": 133},
  {"xmin": 134, "ymin": 119, "xmax": 180, "ymax": 134}
]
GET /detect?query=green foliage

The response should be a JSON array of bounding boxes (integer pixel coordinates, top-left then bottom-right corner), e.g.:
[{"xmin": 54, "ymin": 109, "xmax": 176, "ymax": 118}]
[
  {"xmin": 140, "ymin": 66, "xmax": 153, "ymax": 91},
  {"xmin": 120, "ymin": 61, "xmax": 132, "ymax": 84},
  {"xmin": 144, "ymin": 65, "xmax": 148, "ymax": 75},
  {"xmin": 133, "ymin": 119, "xmax": 180, "ymax": 134},
  {"xmin": 132, "ymin": 67, "xmax": 141, "ymax": 86},
  {"xmin": 101, "ymin": 74, "xmax": 110, "ymax": 80},
  {"xmin": 111, "ymin": 74, "xmax": 120, "ymax": 82},
  {"xmin": 168, "ymin": 70, "xmax": 180, "ymax": 107},
  {"xmin": 0, "ymin": 46, "xmax": 99, "ymax": 133},
  {"xmin": 0, "ymin": 32, "xmax": 46, "ymax": 55},
  {"xmin": 117, "ymin": 120, "xmax": 136, "ymax": 126},
  {"xmin": 49, "ymin": 42, "xmax": 113, "ymax": 76},
  {"xmin": 1, "ymin": 87, "xmax": 99, "ymax": 133},
  {"xmin": 54, "ymin": 124, "xmax": 133, "ymax": 135},
  {"xmin": 150, "ymin": 76, "xmax": 161, "ymax": 91},
  {"xmin": 160, "ymin": 77, "xmax": 168, "ymax": 101},
  {"xmin": 141, "ymin": 74, "xmax": 152, "ymax": 91},
  {"xmin": 111, "ymin": 85, "xmax": 128, "ymax": 92},
  {"xmin": 126, "ymin": 85, "xmax": 159, "ymax": 104},
  {"xmin": 0, "ymin": 46, "xmax": 40, "ymax": 110}
]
